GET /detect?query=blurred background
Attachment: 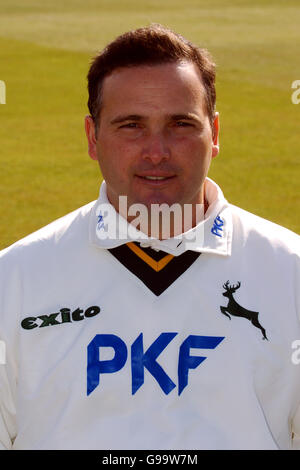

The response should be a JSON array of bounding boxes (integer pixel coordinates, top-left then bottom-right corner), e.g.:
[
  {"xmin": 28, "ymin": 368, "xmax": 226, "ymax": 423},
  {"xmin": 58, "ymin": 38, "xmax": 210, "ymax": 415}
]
[{"xmin": 0, "ymin": 0, "xmax": 299, "ymax": 249}]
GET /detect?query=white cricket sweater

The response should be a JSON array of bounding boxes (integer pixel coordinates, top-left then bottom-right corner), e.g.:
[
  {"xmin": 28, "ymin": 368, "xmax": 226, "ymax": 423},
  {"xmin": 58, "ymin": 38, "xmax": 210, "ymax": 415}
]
[{"xmin": 0, "ymin": 178, "xmax": 299, "ymax": 450}]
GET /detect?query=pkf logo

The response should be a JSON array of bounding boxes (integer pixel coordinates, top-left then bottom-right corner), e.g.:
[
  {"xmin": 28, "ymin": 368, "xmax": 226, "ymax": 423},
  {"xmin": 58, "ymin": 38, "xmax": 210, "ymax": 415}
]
[
  {"xmin": 87, "ymin": 333, "xmax": 224, "ymax": 396},
  {"xmin": 211, "ymin": 215, "xmax": 224, "ymax": 237}
]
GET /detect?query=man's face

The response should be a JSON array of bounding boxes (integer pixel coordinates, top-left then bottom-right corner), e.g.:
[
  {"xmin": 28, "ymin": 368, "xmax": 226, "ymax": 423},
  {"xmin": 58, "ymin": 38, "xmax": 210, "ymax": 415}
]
[{"xmin": 85, "ymin": 61, "xmax": 219, "ymax": 213}]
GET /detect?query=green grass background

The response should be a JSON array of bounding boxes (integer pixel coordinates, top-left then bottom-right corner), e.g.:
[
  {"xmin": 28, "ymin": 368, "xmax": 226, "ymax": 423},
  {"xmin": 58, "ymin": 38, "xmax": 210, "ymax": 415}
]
[{"xmin": 0, "ymin": 0, "xmax": 299, "ymax": 249}]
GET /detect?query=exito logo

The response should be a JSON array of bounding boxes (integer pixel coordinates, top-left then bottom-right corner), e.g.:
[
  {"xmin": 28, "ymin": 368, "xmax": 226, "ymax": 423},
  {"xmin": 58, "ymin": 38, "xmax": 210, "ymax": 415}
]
[
  {"xmin": 291, "ymin": 80, "xmax": 300, "ymax": 104},
  {"xmin": 0, "ymin": 80, "xmax": 6, "ymax": 104}
]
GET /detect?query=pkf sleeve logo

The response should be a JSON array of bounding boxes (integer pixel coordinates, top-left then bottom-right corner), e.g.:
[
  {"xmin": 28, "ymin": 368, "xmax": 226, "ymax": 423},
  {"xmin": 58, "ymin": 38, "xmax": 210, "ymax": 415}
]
[
  {"xmin": 97, "ymin": 213, "xmax": 105, "ymax": 230},
  {"xmin": 211, "ymin": 215, "xmax": 224, "ymax": 237},
  {"xmin": 220, "ymin": 281, "xmax": 268, "ymax": 340}
]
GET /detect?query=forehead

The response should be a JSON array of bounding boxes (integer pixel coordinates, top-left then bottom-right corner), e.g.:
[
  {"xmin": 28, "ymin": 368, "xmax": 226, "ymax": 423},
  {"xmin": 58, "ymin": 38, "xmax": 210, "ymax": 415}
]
[{"xmin": 100, "ymin": 61, "xmax": 207, "ymax": 116}]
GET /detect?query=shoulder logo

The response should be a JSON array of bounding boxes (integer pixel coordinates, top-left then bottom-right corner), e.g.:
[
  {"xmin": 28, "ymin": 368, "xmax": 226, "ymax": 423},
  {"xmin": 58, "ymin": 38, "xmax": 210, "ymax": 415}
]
[
  {"xmin": 211, "ymin": 215, "xmax": 224, "ymax": 237},
  {"xmin": 21, "ymin": 305, "xmax": 101, "ymax": 330},
  {"xmin": 220, "ymin": 281, "xmax": 268, "ymax": 340},
  {"xmin": 97, "ymin": 213, "xmax": 105, "ymax": 230}
]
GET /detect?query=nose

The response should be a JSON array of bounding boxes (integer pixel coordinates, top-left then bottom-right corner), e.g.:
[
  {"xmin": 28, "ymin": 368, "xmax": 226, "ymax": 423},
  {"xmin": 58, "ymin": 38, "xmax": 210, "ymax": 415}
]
[{"xmin": 141, "ymin": 131, "xmax": 170, "ymax": 164}]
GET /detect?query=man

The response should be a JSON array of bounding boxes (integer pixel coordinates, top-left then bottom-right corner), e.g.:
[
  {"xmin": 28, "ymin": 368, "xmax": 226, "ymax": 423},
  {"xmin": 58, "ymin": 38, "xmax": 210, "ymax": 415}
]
[{"xmin": 0, "ymin": 24, "xmax": 299, "ymax": 450}]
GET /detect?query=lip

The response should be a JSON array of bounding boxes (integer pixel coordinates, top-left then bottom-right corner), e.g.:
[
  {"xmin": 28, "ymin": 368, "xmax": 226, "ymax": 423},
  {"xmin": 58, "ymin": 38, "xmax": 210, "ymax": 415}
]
[
  {"xmin": 134, "ymin": 174, "xmax": 176, "ymax": 186},
  {"xmin": 136, "ymin": 171, "xmax": 176, "ymax": 178}
]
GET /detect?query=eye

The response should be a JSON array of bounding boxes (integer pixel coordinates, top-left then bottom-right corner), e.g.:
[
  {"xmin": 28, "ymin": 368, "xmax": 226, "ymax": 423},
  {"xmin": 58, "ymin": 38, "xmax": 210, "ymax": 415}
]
[
  {"xmin": 119, "ymin": 122, "xmax": 140, "ymax": 129},
  {"xmin": 175, "ymin": 121, "xmax": 193, "ymax": 127}
]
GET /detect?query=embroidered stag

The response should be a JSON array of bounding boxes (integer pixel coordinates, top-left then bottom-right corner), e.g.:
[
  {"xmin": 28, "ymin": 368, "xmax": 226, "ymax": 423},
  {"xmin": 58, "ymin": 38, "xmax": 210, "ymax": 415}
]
[{"xmin": 220, "ymin": 281, "xmax": 268, "ymax": 340}]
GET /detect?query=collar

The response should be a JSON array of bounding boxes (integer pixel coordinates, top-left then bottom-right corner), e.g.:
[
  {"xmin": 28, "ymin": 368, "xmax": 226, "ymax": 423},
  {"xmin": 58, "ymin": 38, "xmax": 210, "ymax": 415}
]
[{"xmin": 89, "ymin": 177, "xmax": 232, "ymax": 257}]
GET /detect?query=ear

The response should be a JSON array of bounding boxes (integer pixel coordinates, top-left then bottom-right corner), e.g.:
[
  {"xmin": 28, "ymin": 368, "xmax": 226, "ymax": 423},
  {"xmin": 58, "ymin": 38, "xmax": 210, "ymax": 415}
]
[
  {"xmin": 85, "ymin": 115, "xmax": 99, "ymax": 161},
  {"xmin": 211, "ymin": 112, "xmax": 219, "ymax": 158}
]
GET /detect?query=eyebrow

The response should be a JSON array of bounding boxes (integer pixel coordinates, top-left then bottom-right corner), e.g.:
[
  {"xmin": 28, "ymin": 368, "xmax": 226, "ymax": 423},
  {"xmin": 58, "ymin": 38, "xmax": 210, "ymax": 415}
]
[
  {"xmin": 170, "ymin": 113, "xmax": 201, "ymax": 123},
  {"xmin": 110, "ymin": 113, "xmax": 201, "ymax": 125},
  {"xmin": 110, "ymin": 114, "xmax": 143, "ymax": 125}
]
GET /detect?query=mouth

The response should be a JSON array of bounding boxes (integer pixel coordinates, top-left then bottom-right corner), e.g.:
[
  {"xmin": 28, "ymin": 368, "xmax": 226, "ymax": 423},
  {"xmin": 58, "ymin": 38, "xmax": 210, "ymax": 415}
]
[
  {"xmin": 135, "ymin": 174, "xmax": 176, "ymax": 185},
  {"xmin": 143, "ymin": 176, "xmax": 169, "ymax": 180}
]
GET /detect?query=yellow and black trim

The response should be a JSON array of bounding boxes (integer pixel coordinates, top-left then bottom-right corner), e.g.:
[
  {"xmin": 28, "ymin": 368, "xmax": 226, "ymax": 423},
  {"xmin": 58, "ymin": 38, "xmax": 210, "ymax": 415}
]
[
  {"xmin": 126, "ymin": 242, "xmax": 174, "ymax": 272},
  {"xmin": 108, "ymin": 242, "xmax": 201, "ymax": 296}
]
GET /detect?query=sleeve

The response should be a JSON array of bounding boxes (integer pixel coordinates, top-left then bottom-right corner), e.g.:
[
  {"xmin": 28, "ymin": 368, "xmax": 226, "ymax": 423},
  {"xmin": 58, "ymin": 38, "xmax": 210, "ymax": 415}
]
[
  {"xmin": 292, "ymin": 247, "xmax": 300, "ymax": 449},
  {"xmin": 0, "ymin": 340, "xmax": 17, "ymax": 449},
  {"xmin": 292, "ymin": 403, "xmax": 300, "ymax": 449},
  {"xmin": 0, "ymin": 249, "xmax": 18, "ymax": 449}
]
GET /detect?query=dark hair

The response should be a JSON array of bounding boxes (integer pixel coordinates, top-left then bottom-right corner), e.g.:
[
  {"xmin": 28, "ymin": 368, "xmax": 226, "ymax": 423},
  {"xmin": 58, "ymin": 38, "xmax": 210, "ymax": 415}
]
[{"xmin": 87, "ymin": 24, "xmax": 216, "ymax": 129}]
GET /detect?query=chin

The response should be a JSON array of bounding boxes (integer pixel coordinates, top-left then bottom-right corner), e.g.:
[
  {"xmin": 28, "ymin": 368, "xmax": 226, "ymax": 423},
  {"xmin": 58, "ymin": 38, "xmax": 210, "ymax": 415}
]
[{"xmin": 141, "ymin": 196, "xmax": 179, "ymax": 209}]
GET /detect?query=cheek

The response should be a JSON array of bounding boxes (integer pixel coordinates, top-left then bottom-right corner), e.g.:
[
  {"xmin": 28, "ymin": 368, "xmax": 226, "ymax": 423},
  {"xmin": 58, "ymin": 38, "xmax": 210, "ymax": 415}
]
[
  {"xmin": 176, "ymin": 137, "xmax": 212, "ymax": 171},
  {"xmin": 97, "ymin": 140, "xmax": 136, "ymax": 184}
]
